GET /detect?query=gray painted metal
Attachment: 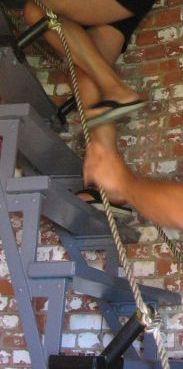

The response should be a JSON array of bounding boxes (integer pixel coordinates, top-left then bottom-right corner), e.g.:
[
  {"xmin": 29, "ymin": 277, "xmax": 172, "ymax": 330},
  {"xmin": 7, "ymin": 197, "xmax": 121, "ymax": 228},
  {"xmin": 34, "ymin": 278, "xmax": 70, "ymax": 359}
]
[
  {"xmin": 59, "ymin": 230, "xmax": 181, "ymax": 306},
  {"xmin": 6, "ymin": 166, "xmax": 139, "ymax": 240},
  {"xmin": 144, "ymin": 332, "xmax": 158, "ymax": 361},
  {"xmin": 123, "ymin": 359, "xmax": 183, "ymax": 369},
  {"xmin": 0, "ymin": 185, "xmax": 47, "ymax": 369},
  {"xmin": 5, "ymin": 191, "xmax": 70, "ymax": 364},
  {"xmin": 4, "ymin": 189, "xmax": 181, "ymax": 368},
  {"xmin": 7, "ymin": 175, "xmax": 50, "ymax": 193},
  {"xmin": 28, "ymin": 261, "xmax": 76, "ymax": 278},
  {"xmin": 0, "ymin": 119, "xmax": 19, "ymax": 189},
  {"xmin": 0, "ymin": 45, "xmax": 60, "ymax": 125},
  {"xmin": 0, "ymin": 6, "xmax": 59, "ymax": 125},
  {"xmin": 43, "ymin": 182, "xmax": 137, "ymax": 238},
  {"xmin": 0, "ymin": 103, "xmax": 82, "ymax": 175}
]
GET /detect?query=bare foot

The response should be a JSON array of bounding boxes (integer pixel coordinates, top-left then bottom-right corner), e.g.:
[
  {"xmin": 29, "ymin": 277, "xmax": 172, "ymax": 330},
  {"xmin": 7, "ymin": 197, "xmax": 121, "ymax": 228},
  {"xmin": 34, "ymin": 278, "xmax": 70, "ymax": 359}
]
[{"xmin": 83, "ymin": 140, "xmax": 131, "ymax": 204}]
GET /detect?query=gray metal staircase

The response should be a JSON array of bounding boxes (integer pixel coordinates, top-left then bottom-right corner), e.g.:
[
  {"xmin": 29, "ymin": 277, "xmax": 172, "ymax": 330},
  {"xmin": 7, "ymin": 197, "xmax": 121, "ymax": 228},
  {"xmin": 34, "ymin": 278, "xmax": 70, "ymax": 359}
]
[{"xmin": 0, "ymin": 4, "xmax": 182, "ymax": 369}]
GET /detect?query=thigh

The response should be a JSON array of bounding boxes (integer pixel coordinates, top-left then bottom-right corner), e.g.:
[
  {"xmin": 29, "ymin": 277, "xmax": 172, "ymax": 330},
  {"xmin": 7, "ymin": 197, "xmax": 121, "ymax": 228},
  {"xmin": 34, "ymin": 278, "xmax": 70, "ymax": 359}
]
[
  {"xmin": 42, "ymin": 0, "xmax": 134, "ymax": 25},
  {"xmin": 87, "ymin": 25, "xmax": 125, "ymax": 65}
]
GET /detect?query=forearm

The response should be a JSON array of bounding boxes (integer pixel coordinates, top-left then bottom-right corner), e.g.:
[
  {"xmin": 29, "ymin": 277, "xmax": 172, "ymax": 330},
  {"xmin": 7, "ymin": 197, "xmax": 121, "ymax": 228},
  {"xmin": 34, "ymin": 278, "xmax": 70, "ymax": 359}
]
[{"xmin": 125, "ymin": 172, "xmax": 183, "ymax": 229}]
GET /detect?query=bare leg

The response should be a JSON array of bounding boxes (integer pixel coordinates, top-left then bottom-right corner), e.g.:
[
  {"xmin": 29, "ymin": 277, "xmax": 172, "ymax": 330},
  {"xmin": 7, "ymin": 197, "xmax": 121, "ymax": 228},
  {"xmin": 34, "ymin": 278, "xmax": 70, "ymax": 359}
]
[
  {"xmin": 23, "ymin": 0, "xmax": 141, "ymax": 202},
  {"xmin": 41, "ymin": 0, "xmax": 134, "ymax": 25},
  {"xmin": 75, "ymin": 25, "xmax": 127, "ymax": 108},
  {"xmin": 24, "ymin": 0, "xmax": 139, "ymax": 109}
]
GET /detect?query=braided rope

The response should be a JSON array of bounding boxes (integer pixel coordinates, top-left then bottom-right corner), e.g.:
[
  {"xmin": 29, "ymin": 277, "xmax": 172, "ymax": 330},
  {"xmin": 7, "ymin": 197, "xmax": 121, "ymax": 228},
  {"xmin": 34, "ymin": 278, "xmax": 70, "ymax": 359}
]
[
  {"xmin": 34, "ymin": 0, "xmax": 149, "ymax": 314},
  {"xmin": 2, "ymin": 2, "xmax": 170, "ymax": 367},
  {"xmin": 32, "ymin": 2, "xmax": 170, "ymax": 368},
  {"xmin": 156, "ymin": 225, "xmax": 183, "ymax": 263}
]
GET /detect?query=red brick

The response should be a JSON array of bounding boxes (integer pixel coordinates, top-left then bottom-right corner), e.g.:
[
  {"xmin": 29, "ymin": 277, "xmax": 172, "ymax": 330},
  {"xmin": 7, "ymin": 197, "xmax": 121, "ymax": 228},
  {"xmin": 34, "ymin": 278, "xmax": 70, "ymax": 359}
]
[
  {"xmin": 163, "ymin": 70, "xmax": 183, "ymax": 86},
  {"xmin": 143, "ymin": 45, "xmax": 166, "ymax": 60},
  {"xmin": 159, "ymin": 59, "xmax": 178, "ymax": 73},
  {"xmin": 140, "ymin": 14, "xmax": 154, "ymax": 29},
  {"xmin": 48, "ymin": 71, "xmax": 68, "ymax": 85},
  {"xmin": 36, "ymin": 314, "xmax": 46, "ymax": 335},
  {"xmin": 139, "ymin": 61, "xmax": 160, "ymax": 76},
  {"xmin": 0, "ymin": 280, "xmax": 13, "ymax": 296},
  {"xmin": 166, "ymin": 130, "xmax": 182, "ymax": 143},
  {"xmin": 153, "ymin": 244, "xmax": 172, "ymax": 258},
  {"xmin": 126, "ymin": 244, "xmax": 150, "ymax": 259},
  {"xmin": 173, "ymin": 144, "xmax": 183, "ymax": 157},
  {"xmin": 124, "ymin": 49, "xmax": 145, "ymax": 64},
  {"xmin": 125, "ymin": 45, "xmax": 166, "ymax": 63},
  {"xmin": 167, "ymin": 0, "xmax": 183, "ymax": 5},
  {"xmin": 32, "ymin": 297, "xmax": 47, "ymax": 312},
  {"xmin": 133, "ymin": 162, "xmax": 154, "ymax": 176},
  {"xmin": 156, "ymin": 259, "xmax": 178, "ymax": 275},
  {"xmin": 3, "ymin": 333, "xmax": 26, "ymax": 348},
  {"xmin": 168, "ymin": 114, "xmax": 183, "ymax": 128},
  {"xmin": 136, "ymin": 30, "xmax": 158, "ymax": 47},
  {"xmin": 165, "ymin": 277, "xmax": 183, "ymax": 292},
  {"xmin": 154, "ymin": 8, "xmax": 181, "ymax": 27},
  {"xmin": 178, "ymin": 333, "xmax": 183, "ymax": 347},
  {"xmin": 166, "ymin": 41, "xmax": 183, "ymax": 57}
]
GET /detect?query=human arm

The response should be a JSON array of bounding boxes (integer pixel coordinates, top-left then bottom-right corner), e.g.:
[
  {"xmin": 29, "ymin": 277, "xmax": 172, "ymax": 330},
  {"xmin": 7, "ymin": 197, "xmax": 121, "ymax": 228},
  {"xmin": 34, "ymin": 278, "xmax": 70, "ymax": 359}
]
[{"xmin": 124, "ymin": 169, "xmax": 183, "ymax": 229}]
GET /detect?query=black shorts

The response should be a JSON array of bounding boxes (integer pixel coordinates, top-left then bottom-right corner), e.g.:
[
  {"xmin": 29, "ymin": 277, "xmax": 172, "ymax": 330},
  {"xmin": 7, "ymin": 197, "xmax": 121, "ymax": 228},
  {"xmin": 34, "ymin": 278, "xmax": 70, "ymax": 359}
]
[{"xmin": 111, "ymin": 0, "xmax": 155, "ymax": 52}]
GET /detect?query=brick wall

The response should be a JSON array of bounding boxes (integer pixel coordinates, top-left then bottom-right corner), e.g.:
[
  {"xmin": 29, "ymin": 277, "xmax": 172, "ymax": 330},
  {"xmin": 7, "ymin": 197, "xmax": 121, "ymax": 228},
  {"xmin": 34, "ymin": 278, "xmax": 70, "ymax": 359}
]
[{"xmin": 0, "ymin": 0, "xmax": 183, "ymax": 367}]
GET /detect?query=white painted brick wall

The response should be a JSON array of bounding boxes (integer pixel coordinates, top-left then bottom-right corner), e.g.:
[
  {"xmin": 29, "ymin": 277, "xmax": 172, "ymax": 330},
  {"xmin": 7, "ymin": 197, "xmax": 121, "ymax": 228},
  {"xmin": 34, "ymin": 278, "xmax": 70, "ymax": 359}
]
[
  {"xmin": 78, "ymin": 333, "xmax": 100, "ymax": 348},
  {"xmin": 70, "ymin": 314, "xmax": 102, "ymax": 331},
  {"xmin": 13, "ymin": 350, "xmax": 31, "ymax": 365}
]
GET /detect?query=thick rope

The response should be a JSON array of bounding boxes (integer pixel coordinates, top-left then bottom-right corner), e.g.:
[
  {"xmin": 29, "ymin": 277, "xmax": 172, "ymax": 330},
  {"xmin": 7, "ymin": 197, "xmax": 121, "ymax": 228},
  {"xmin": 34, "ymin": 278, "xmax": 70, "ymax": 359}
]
[
  {"xmin": 156, "ymin": 225, "xmax": 183, "ymax": 263},
  {"xmin": 34, "ymin": 0, "xmax": 149, "ymax": 315},
  {"xmin": 3, "ymin": 2, "xmax": 170, "ymax": 368},
  {"xmin": 31, "ymin": 3, "xmax": 170, "ymax": 368}
]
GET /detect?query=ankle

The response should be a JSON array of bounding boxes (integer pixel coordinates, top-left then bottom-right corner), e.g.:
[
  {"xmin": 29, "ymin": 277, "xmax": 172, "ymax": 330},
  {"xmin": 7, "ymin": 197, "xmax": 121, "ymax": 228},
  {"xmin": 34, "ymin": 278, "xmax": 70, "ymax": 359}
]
[{"xmin": 89, "ymin": 123, "xmax": 117, "ymax": 150}]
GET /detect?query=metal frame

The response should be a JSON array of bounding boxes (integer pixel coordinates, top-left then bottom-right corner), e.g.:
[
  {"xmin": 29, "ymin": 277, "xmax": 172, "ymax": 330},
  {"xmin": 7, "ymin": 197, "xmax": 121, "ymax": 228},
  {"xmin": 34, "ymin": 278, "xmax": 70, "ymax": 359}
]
[{"xmin": 0, "ymin": 6, "xmax": 182, "ymax": 369}]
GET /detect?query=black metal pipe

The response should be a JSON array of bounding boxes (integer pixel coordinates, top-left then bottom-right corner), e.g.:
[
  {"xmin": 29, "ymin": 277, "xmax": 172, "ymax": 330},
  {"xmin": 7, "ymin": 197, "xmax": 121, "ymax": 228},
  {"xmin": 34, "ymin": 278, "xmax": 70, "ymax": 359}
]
[
  {"xmin": 17, "ymin": 16, "xmax": 50, "ymax": 49},
  {"xmin": 49, "ymin": 355, "xmax": 106, "ymax": 369},
  {"xmin": 101, "ymin": 309, "xmax": 146, "ymax": 368}
]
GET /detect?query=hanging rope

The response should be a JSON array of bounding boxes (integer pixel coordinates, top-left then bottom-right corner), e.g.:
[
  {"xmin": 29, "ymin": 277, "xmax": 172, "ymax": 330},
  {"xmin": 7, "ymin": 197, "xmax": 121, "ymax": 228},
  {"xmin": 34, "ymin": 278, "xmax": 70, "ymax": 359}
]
[
  {"xmin": 31, "ymin": 2, "xmax": 170, "ymax": 369},
  {"xmin": 1, "ymin": 2, "xmax": 172, "ymax": 368},
  {"xmin": 156, "ymin": 225, "xmax": 183, "ymax": 263}
]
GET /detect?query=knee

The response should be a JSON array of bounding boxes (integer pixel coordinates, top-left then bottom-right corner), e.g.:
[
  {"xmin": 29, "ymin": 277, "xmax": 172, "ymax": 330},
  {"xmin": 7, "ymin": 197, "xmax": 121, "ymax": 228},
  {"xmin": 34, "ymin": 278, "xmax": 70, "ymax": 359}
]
[{"xmin": 24, "ymin": 0, "xmax": 45, "ymax": 26}]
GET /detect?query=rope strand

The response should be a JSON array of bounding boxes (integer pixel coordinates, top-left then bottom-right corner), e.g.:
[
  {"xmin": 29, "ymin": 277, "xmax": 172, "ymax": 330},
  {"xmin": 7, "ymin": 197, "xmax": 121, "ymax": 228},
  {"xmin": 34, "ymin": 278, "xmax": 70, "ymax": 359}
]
[
  {"xmin": 2, "ymin": 2, "xmax": 172, "ymax": 368},
  {"xmin": 32, "ymin": 3, "xmax": 170, "ymax": 368}
]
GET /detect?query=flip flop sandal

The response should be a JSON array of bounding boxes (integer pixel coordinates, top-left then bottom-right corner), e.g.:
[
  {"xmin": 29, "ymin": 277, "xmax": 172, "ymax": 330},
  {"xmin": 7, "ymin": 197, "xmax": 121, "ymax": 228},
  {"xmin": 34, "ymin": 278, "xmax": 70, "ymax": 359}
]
[
  {"xmin": 86, "ymin": 99, "xmax": 146, "ymax": 129},
  {"xmin": 76, "ymin": 188, "xmax": 132, "ymax": 218}
]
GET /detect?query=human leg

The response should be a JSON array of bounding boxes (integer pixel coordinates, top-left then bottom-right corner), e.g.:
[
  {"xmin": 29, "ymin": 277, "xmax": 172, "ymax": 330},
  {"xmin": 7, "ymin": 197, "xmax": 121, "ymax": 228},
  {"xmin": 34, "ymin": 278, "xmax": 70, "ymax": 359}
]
[
  {"xmin": 24, "ymin": 0, "xmax": 155, "ymax": 205},
  {"xmin": 40, "ymin": 0, "xmax": 134, "ymax": 25},
  {"xmin": 24, "ymin": 0, "xmax": 141, "ymax": 110}
]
